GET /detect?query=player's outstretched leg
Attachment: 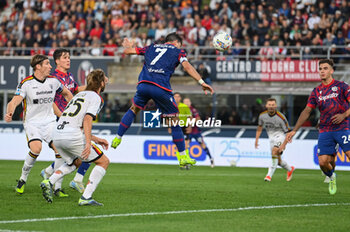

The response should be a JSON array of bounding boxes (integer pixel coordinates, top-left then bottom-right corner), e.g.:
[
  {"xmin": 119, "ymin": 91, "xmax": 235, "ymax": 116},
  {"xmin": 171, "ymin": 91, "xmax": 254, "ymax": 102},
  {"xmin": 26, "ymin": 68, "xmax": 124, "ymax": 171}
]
[
  {"xmin": 172, "ymin": 125, "xmax": 196, "ymax": 167},
  {"xmin": 201, "ymin": 142, "xmax": 214, "ymax": 168},
  {"xmin": 279, "ymin": 159, "xmax": 295, "ymax": 181},
  {"xmin": 329, "ymin": 173, "xmax": 337, "ymax": 195},
  {"xmin": 40, "ymin": 179, "xmax": 53, "ymax": 203},
  {"xmin": 79, "ymin": 156, "xmax": 109, "ymax": 206},
  {"xmin": 16, "ymin": 151, "xmax": 39, "ymax": 194},
  {"xmin": 70, "ymin": 162, "xmax": 91, "ymax": 193},
  {"xmin": 41, "ymin": 162, "xmax": 55, "ymax": 180},
  {"xmin": 111, "ymin": 109, "xmax": 136, "ymax": 149},
  {"xmin": 265, "ymin": 156, "xmax": 278, "ymax": 182},
  {"xmin": 53, "ymin": 154, "xmax": 68, "ymax": 197}
]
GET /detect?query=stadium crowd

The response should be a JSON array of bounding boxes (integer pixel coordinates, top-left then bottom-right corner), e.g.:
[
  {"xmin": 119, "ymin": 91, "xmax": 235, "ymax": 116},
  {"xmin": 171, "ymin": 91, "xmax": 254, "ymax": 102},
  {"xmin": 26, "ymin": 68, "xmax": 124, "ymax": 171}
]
[
  {"xmin": 0, "ymin": 0, "xmax": 347, "ymax": 125},
  {"xmin": 0, "ymin": 0, "xmax": 349, "ymax": 58}
]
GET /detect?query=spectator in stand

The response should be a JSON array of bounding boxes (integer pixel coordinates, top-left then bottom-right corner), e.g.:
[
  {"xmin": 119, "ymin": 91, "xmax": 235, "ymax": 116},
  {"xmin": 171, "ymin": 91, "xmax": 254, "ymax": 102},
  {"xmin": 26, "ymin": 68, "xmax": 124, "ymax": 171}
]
[{"xmin": 103, "ymin": 39, "xmax": 117, "ymax": 56}]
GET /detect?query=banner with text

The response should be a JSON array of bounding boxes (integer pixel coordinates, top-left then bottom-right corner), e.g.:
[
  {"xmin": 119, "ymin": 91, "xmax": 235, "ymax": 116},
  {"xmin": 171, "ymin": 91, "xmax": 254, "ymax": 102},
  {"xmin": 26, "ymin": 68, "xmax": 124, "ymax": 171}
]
[
  {"xmin": 1, "ymin": 133, "xmax": 349, "ymax": 171},
  {"xmin": 202, "ymin": 60, "xmax": 319, "ymax": 81}
]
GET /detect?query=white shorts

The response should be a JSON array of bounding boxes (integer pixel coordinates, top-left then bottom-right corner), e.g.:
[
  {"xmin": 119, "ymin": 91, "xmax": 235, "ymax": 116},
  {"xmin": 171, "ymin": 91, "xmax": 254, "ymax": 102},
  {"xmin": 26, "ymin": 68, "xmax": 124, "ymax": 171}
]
[
  {"xmin": 269, "ymin": 134, "xmax": 285, "ymax": 150},
  {"xmin": 24, "ymin": 121, "xmax": 56, "ymax": 146},
  {"xmin": 53, "ymin": 138, "xmax": 104, "ymax": 165}
]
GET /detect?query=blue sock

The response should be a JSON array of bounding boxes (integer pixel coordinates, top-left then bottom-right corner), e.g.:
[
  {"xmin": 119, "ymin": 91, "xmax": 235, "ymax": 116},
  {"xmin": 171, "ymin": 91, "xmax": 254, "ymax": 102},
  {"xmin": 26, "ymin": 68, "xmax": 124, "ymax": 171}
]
[
  {"xmin": 77, "ymin": 162, "xmax": 91, "ymax": 176},
  {"xmin": 204, "ymin": 147, "xmax": 212, "ymax": 159},
  {"xmin": 171, "ymin": 126, "xmax": 185, "ymax": 152},
  {"xmin": 323, "ymin": 169, "xmax": 334, "ymax": 177},
  {"xmin": 117, "ymin": 109, "xmax": 136, "ymax": 137},
  {"xmin": 51, "ymin": 162, "xmax": 54, "ymax": 168}
]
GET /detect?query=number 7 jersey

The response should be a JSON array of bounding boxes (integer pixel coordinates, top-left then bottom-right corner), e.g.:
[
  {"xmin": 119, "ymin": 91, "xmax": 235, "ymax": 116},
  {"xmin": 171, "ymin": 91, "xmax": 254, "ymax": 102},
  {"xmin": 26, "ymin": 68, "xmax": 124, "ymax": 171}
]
[
  {"xmin": 135, "ymin": 43, "xmax": 188, "ymax": 92},
  {"xmin": 56, "ymin": 91, "xmax": 104, "ymax": 136}
]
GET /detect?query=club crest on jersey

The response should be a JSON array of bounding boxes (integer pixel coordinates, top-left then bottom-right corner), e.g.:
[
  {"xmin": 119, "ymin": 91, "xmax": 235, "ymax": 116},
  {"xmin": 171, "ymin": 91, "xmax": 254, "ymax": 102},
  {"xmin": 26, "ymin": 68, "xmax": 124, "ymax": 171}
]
[
  {"xmin": 332, "ymin": 86, "xmax": 338, "ymax": 92},
  {"xmin": 49, "ymin": 84, "xmax": 53, "ymax": 89}
]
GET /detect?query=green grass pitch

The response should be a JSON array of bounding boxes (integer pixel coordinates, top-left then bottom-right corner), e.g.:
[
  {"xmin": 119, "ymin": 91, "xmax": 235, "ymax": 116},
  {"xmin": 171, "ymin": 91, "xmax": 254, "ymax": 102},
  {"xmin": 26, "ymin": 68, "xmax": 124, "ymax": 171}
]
[{"xmin": 0, "ymin": 160, "xmax": 349, "ymax": 232}]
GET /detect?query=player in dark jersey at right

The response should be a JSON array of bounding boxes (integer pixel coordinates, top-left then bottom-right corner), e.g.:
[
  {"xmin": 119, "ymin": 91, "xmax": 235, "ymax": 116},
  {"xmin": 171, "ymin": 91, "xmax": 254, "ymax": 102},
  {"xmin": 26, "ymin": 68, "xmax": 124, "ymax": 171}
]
[
  {"xmin": 285, "ymin": 59, "xmax": 350, "ymax": 195},
  {"xmin": 111, "ymin": 33, "xmax": 214, "ymax": 168},
  {"xmin": 183, "ymin": 97, "xmax": 215, "ymax": 168}
]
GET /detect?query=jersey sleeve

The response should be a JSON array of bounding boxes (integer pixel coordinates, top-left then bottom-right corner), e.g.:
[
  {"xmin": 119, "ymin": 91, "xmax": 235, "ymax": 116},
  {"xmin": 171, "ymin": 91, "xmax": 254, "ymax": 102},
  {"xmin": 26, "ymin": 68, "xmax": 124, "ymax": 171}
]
[
  {"xmin": 54, "ymin": 78, "xmax": 64, "ymax": 93},
  {"xmin": 178, "ymin": 49, "xmax": 188, "ymax": 63},
  {"xmin": 279, "ymin": 112, "xmax": 291, "ymax": 132},
  {"xmin": 135, "ymin": 46, "xmax": 149, "ymax": 55},
  {"xmin": 86, "ymin": 94, "xmax": 102, "ymax": 120},
  {"xmin": 306, "ymin": 89, "xmax": 317, "ymax": 109},
  {"xmin": 341, "ymin": 82, "xmax": 350, "ymax": 102},
  {"xmin": 258, "ymin": 114, "xmax": 264, "ymax": 126},
  {"xmin": 15, "ymin": 82, "xmax": 27, "ymax": 98}
]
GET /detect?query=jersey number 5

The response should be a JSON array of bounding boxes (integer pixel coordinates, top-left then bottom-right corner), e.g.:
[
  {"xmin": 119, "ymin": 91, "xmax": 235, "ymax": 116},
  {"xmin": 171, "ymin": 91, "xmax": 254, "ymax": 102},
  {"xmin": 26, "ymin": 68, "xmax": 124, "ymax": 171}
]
[
  {"xmin": 150, "ymin": 48, "xmax": 167, "ymax": 65},
  {"xmin": 62, "ymin": 98, "xmax": 85, "ymax": 117}
]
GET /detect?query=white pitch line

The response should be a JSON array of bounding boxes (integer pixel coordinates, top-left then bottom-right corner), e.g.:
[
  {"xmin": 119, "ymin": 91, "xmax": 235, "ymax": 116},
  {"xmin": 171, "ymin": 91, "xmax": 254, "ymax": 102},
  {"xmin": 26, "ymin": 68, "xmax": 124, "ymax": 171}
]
[{"xmin": 0, "ymin": 203, "xmax": 349, "ymax": 224}]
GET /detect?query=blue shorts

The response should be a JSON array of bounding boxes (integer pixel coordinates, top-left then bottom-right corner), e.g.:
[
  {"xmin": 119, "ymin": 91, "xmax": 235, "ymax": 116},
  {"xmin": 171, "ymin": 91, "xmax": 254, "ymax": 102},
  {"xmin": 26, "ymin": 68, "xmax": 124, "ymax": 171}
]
[
  {"xmin": 188, "ymin": 133, "xmax": 204, "ymax": 144},
  {"xmin": 318, "ymin": 130, "xmax": 350, "ymax": 155},
  {"xmin": 133, "ymin": 83, "xmax": 178, "ymax": 115}
]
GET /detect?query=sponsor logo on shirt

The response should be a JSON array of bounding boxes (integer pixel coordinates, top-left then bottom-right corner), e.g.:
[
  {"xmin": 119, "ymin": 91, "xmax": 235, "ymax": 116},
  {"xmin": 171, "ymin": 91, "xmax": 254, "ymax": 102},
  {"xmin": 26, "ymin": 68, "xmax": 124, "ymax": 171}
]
[
  {"xmin": 318, "ymin": 93, "xmax": 338, "ymax": 101},
  {"xmin": 33, "ymin": 97, "xmax": 54, "ymax": 104},
  {"xmin": 36, "ymin": 90, "xmax": 53, "ymax": 95}
]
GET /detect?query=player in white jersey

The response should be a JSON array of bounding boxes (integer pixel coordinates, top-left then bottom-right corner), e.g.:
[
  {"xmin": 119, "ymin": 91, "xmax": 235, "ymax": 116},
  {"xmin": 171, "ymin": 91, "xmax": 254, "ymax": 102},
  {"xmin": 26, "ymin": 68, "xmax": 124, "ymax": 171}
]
[
  {"xmin": 255, "ymin": 98, "xmax": 295, "ymax": 182},
  {"xmin": 40, "ymin": 69, "xmax": 110, "ymax": 206},
  {"xmin": 5, "ymin": 54, "xmax": 73, "ymax": 194}
]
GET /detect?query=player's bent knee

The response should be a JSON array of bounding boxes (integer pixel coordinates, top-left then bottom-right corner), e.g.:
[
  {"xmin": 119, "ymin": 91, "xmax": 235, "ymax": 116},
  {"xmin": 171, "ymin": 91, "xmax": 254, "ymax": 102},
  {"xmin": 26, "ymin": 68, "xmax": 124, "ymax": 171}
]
[
  {"xmin": 73, "ymin": 158, "xmax": 82, "ymax": 168},
  {"xmin": 95, "ymin": 155, "xmax": 110, "ymax": 169},
  {"xmin": 130, "ymin": 104, "xmax": 141, "ymax": 114}
]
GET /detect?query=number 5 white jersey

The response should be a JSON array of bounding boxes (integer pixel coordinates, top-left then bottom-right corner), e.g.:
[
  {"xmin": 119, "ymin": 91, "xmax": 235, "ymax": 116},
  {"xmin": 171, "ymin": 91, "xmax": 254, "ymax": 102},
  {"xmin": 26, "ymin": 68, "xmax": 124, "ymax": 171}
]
[{"xmin": 54, "ymin": 91, "xmax": 104, "ymax": 139}]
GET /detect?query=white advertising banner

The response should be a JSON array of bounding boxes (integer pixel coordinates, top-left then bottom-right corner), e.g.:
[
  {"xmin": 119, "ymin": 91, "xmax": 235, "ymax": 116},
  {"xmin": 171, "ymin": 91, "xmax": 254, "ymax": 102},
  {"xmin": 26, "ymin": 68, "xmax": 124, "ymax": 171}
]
[{"xmin": 1, "ymin": 133, "xmax": 350, "ymax": 171}]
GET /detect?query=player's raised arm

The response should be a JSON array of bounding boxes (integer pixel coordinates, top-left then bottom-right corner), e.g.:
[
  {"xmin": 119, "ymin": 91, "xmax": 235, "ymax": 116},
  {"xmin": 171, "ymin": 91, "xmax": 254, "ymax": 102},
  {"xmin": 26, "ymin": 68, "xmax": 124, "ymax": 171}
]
[
  {"xmin": 181, "ymin": 61, "xmax": 214, "ymax": 95},
  {"xmin": 5, "ymin": 95, "xmax": 23, "ymax": 122},
  {"xmin": 53, "ymin": 103, "xmax": 62, "ymax": 118},
  {"xmin": 122, "ymin": 38, "xmax": 137, "ymax": 55},
  {"xmin": 61, "ymin": 86, "xmax": 73, "ymax": 102},
  {"xmin": 286, "ymin": 106, "xmax": 313, "ymax": 142}
]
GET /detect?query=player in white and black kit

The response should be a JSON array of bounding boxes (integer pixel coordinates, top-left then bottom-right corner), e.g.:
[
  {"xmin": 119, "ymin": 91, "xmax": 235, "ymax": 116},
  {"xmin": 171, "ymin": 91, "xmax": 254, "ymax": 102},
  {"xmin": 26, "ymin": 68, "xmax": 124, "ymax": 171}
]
[
  {"xmin": 40, "ymin": 69, "xmax": 110, "ymax": 206},
  {"xmin": 5, "ymin": 54, "xmax": 73, "ymax": 194},
  {"xmin": 255, "ymin": 98, "xmax": 295, "ymax": 182}
]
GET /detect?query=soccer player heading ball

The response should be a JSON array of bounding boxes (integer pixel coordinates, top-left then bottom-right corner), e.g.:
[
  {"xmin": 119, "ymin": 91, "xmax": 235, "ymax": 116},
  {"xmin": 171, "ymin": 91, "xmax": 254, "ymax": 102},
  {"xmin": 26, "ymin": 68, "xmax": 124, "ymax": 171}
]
[{"xmin": 111, "ymin": 32, "xmax": 214, "ymax": 168}]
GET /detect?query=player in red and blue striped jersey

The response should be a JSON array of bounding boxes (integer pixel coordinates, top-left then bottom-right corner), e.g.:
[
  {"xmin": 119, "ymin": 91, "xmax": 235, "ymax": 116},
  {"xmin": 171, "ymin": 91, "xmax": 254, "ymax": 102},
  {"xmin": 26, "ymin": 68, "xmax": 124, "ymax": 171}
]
[
  {"xmin": 111, "ymin": 33, "xmax": 214, "ymax": 168},
  {"xmin": 40, "ymin": 49, "xmax": 88, "ymax": 195},
  {"xmin": 285, "ymin": 59, "xmax": 350, "ymax": 195}
]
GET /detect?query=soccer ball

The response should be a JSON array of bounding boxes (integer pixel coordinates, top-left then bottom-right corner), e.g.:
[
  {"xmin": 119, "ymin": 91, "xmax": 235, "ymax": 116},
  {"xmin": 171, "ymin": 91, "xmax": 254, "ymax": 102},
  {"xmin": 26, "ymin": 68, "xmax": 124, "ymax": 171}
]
[{"xmin": 212, "ymin": 32, "xmax": 232, "ymax": 52}]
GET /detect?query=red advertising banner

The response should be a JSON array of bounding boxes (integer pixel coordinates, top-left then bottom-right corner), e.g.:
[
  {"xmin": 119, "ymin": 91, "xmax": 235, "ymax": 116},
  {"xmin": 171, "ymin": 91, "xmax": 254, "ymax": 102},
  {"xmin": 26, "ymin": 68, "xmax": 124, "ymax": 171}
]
[
  {"xmin": 260, "ymin": 60, "xmax": 319, "ymax": 82},
  {"xmin": 211, "ymin": 60, "xmax": 320, "ymax": 81}
]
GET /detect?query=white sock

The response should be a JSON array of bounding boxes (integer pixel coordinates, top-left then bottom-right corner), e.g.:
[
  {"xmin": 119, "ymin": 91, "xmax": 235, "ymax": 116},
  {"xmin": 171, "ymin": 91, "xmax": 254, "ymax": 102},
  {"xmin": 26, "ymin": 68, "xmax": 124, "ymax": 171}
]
[
  {"xmin": 330, "ymin": 173, "xmax": 336, "ymax": 181},
  {"xmin": 267, "ymin": 158, "xmax": 278, "ymax": 177},
  {"xmin": 49, "ymin": 163, "xmax": 76, "ymax": 185},
  {"xmin": 179, "ymin": 150, "xmax": 186, "ymax": 156},
  {"xmin": 82, "ymin": 165, "xmax": 106, "ymax": 199},
  {"xmin": 53, "ymin": 156, "xmax": 65, "ymax": 190},
  {"xmin": 20, "ymin": 151, "xmax": 38, "ymax": 182},
  {"xmin": 45, "ymin": 164, "xmax": 54, "ymax": 176},
  {"xmin": 279, "ymin": 160, "xmax": 292, "ymax": 172},
  {"xmin": 73, "ymin": 173, "xmax": 84, "ymax": 183}
]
